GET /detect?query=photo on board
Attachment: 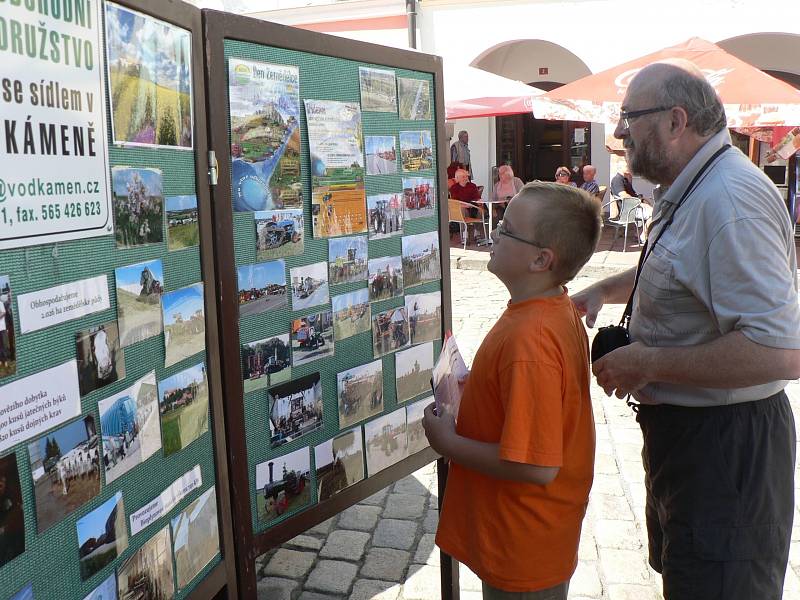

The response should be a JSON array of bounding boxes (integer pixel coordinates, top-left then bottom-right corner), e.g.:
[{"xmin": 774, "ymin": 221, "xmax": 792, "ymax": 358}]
[
  {"xmin": 171, "ymin": 486, "xmax": 220, "ymax": 590},
  {"xmin": 402, "ymin": 177, "xmax": 436, "ymax": 221},
  {"xmin": 398, "ymin": 77, "xmax": 432, "ymax": 120},
  {"xmin": 99, "ymin": 372, "xmax": 162, "ymax": 484},
  {"xmin": 406, "ymin": 291, "xmax": 442, "ymax": 345},
  {"xmin": 364, "ymin": 408, "xmax": 409, "ymax": 476},
  {"xmin": 111, "ymin": 167, "xmax": 164, "ymax": 248},
  {"xmin": 0, "ymin": 275, "xmax": 16, "ymax": 378},
  {"xmin": 166, "ymin": 195, "xmax": 199, "ymax": 250},
  {"xmin": 242, "ymin": 333, "xmax": 291, "ymax": 394},
  {"xmin": 76, "ymin": 491, "xmax": 129, "ymax": 581},
  {"xmin": 268, "ymin": 372, "xmax": 324, "ymax": 448},
  {"xmin": 255, "ymin": 209, "xmax": 304, "ymax": 261},
  {"xmin": 289, "ymin": 262, "xmax": 329, "ymax": 312},
  {"xmin": 395, "ymin": 341, "xmax": 434, "ymax": 404},
  {"xmin": 0, "ymin": 452, "xmax": 25, "ymax": 569},
  {"xmin": 368, "ymin": 256, "xmax": 403, "ymax": 302},
  {"xmin": 402, "ymin": 230, "xmax": 441, "ymax": 288},
  {"xmin": 399, "ymin": 131, "xmax": 433, "ymax": 172},
  {"xmin": 328, "ymin": 236, "xmax": 368, "ymax": 285},
  {"xmin": 337, "ymin": 359, "xmax": 384, "ymax": 429},
  {"xmin": 372, "ymin": 306, "xmax": 411, "ymax": 358},
  {"xmin": 27, "ymin": 416, "xmax": 101, "ymax": 533},
  {"xmin": 255, "ymin": 447, "xmax": 311, "ymax": 525},
  {"xmin": 158, "ymin": 362, "xmax": 209, "ymax": 457},
  {"xmin": 406, "ymin": 397, "xmax": 431, "ymax": 455},
  {"xmin": 367, "ymin": 193, "xmax": 404, "ymax": 240},
  {"xmin": 290, "ymin": 312, "xmax": 334, "ymax": 368},
  {"xmin": 358, "ymin": 67, "xmax": 397, "ymax": 113},
  {"xmin": 237, "ymin": 260, "xmax": 288, "ymax": 318},
  {"xmin": 82, "ymin": 573, "xmax": 117, "ymax": 600},
  {"xmin": 115, "ymin": 259, "xmax": 164, "ymax": 348},
  {"xmin": 162, "ymin": 282, "xmax": 206, "ymax": 368},
  {"xmin": 9, "ymin": 584, "xmax": 33, "ymax": 600},
  {"xmin": 315, "ymin": 427, "xmax": 364, "ymax": 502},
  {"xmin": 76, "ymin": 321, "xmax": 126, "ymax": 397},
  {"xmin": 331, "ymin": 289, "xmax": 371, "ymax": 342},
  {"xmin": 365, "ymin": 135, "xmax": 398, "ymax": 175},
  {"xmin": 117, "ymin": 525, "xmax": 175, "ymax": 600}
]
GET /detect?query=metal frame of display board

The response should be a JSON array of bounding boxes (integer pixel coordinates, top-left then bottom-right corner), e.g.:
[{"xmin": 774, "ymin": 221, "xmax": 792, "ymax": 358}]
[{"xmin": 201, "ymin": 10, "xmax": 457, "ymax": 599}]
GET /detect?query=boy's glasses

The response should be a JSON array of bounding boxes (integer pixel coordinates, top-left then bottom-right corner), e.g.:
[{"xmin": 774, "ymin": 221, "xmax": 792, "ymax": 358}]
[{"xmin": 496, "ymin": 220, "xmax": 544, "ymax": 247}]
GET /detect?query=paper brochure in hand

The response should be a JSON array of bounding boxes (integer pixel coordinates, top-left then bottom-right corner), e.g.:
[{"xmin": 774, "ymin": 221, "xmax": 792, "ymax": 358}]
[{"xmin": 431, "ymin": 332, "xmax": 468, "ymax": 419}]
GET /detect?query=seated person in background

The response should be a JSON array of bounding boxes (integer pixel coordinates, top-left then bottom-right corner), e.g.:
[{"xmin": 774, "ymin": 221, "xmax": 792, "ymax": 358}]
[
  {"xmin": 447, "ymin": 161, "xmax": 464, "ymax": 189},
  {"xmin": 555, "ymin": 166, "xmax": 578, "ymax": 187},
  {"xmin": 449, "ymin": 168, "xmax": 481, "ymax": 203},
  {"xmin": 610, "ymin": 169, "xmax": 642, "ymax": 198},
  {"xmin": 493, "ymin": 165, "xmax": 525, "ymax": 200},
  {"xmin": 579, "ymin": 165, "xmax": 600, "ymax": 195}
]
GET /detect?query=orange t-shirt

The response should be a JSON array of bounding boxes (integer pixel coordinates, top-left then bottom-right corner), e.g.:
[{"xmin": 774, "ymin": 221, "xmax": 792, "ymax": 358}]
[{"xmin": 436, "ymin": 291, "xmax": 595, "ymax": 592}]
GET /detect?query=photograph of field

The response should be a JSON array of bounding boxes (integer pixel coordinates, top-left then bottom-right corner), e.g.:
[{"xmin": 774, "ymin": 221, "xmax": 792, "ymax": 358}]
[
  {"xmin": 0, "ymin": 275, "xmax": 16, "ymax": 378},
  {"xmin": 117, "ymin": 525, "xmax": 174, "ymax": 600},
  {"xmin": 328, "ymin": 236, "xmax": 368, "ymax": 285},
  {"xmin": 332, "ymin": 289, "xmax": 371, "ymax": 341},
  {"xmin": 396, "ymin": 341, "xmax": 434, "ymax": 403},
  {"xmin": 255, "ymin": 209, "xmax": 304, "ymax": 260},
  {"xmin": 166, "ymin": 195, "xmax": 199, "ymax": 250},
  {"xmin": 406, "ymin": 291, "xmax": 442, "ymax": 345},
  {"xmin": 372, "ymin": 306, "xmax": 410, "ymax": 358},
  {"xmin": 162, "ymin": 283, "xmax": 205, "ymax": 367},
  {"xmin": 359, "ymin": 67, "xmax": 397, "ymax": 112},
  {"xmin": 365, "ymin": 135, "xmax": 397, "ymax": 174},
  {"xmin": 83, "ymin": 573, "xmax": 117, "ymax": 600},
  {"xmin": 242, "ymin": 333, "xmax": 291, "ymax": 393},
  {"xmin": 112, "ymin": 167, "xmax": 164, "ymax": 248},
  {"xmin": 0, "ymin": 453, "xmax": 24, "ymax": 569},
  {"xmin": 115, "ymin": 259, "xmax": 164, "ymax": 347},
  {"xmin": 158, "ymin": 363, "xmax": 209, "ymax": 457},
  {"xmin": 76, "ymin": 321, "xmax": 125, "ymax": 397},
  {"xmin": 229, "ymin": 59, "xmax": 302, "ymax": 212},
  {"xmin": 398, "ymin": 77, "xmax": 432, "ymax": 120},
  {"xmin": 255, "ymin": 447, "xmax": 311, "ymax": 524},
  {"xmin": 365, "ymin": 408, "xmax": 408, "ymax": 476},
  {"xmin": 338, "ymin": 359, "xmax": 384, "ymax": 428},
  {"xmin": 238, "ymin": 260, "xmax": 287, "ymax": 318},
  {"xmin": 367, "ymin": 193, "xmax": 403, "ymax": 240},
  {"xmin": 171, "ymin": 487, "xmax": 220, "ymax": 589},
  {"xmin": 76, "ymin": 491, "xmax": 128, "ymax": 581},
  {"xmin": 269, "ymin": 372, "xmax": 323, "ymax": 447},
  {"xmin": 402, "ymin": 231, "xmax": 441, "ymax": 288},
  {"xmin": 368, "ymin": 255, "xmax": 403, "ymax": 302},
  {"xmin": 399, "ymin": 131, "xmax": 434, "ymax": 172},
  {"xmin": 106, "ymin": 3, "xmax": 192, "ymax": 148},
  {"xmin": 290, "ymin": 262, "xmax": 329, "ymax": 312},
  {"xmin": 291, "ymin": 312, "xmax": 334, "ymax": 367},
  {"xmin": 305, "ymin": 99, "xmax": 367, "ymax": 238},
  {"xmin": 315, "ymin": 428, "xmax": 364, "ymax": 502},
  {"xmin": 402, "ymin": 177, "xmax": 436, "ymax": 220},
  {"xmin": 406, "ymin": 397, "xmax": 431, "ymax": 455},
  {"xmin": 28, "ymin": 416, "xmax": 100, "ymax": 533}
]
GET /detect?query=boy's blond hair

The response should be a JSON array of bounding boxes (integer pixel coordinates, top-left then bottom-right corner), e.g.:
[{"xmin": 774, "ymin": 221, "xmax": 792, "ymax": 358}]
[{"xmin": 515, "ymin": 181, "xmax": 602, "ymax": 283}]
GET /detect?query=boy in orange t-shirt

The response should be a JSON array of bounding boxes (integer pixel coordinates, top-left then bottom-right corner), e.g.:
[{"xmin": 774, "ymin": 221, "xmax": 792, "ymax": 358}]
[{"xmin": 424, "ymin": 182, "xmax": 602, "ymax": 598}]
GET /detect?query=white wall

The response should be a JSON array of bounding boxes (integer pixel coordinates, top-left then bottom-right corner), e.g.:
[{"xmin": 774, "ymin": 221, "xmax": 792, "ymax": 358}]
[{"xmin": 448, "ymin": 117, "xmax": 495, "ymax": 194}]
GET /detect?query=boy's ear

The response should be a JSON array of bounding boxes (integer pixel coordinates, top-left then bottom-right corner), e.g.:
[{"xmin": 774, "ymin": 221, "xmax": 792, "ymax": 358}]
[{"xmin": 528, "ymin": 247, "xmax": 555, "ymax": 274}]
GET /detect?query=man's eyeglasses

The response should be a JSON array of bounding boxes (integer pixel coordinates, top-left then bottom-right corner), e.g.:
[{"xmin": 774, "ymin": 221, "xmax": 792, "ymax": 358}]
[
  {"xmin": 496, "ymin": 220, "xmax": 544, "ymax": 247},
  {"xmin": 619, "ymin": 106, "xmax": 672, "ymax": 129}
]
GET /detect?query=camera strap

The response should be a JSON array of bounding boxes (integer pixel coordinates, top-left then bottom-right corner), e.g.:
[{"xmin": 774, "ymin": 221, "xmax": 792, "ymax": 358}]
[{"xmin": 618, "ymin": 143, "xmax": 731, "ymax": 328}]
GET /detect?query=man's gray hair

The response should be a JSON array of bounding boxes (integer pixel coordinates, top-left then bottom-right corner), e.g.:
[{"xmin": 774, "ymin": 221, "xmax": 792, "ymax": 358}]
[
  {"xmin": 458, "ymin": 130, "xmax": 468, "ymax": 137},
  {"xmin": 654, "ymin": 65, "xmax": 727, "ymax": 136}
]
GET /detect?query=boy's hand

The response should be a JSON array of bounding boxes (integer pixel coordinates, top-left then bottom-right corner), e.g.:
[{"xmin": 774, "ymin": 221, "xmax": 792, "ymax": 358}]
[{"xmin": 422, "ymin": 402, "xmax": 456, "ymax": 457}]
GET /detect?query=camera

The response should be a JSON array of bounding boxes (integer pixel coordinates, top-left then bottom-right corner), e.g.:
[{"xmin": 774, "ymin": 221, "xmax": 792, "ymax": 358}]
[{"xmin": 591, "ymin": 325, "xmax": 630, "ymax": 363}]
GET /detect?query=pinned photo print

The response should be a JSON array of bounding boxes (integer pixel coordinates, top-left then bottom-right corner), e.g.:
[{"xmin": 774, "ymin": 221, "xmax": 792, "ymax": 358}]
[
  {"xmin": 255, "ymin": 209, "xmax": 304, "ymax": 261},
  {"xmin": 367, "ymin": 193, "xmax": 403, "ymax": 240},
  {"xmin": 162, "ymin": 282, "xmax": 206, "ymax": 368},
  {"xmin": 171, "ymin": 487, "xmax": 220, "ymax": 590},
  {"xmin": 331, "ymin": 289, "xmax": 371, "ymax": 342},
  {"xmin": 112, "ymin": 167, "xmax": 164, "ymax": 248},
  {"xmin": 291, "ymin": 312, "xmax": 334, "ymax": 368},
  {"xmin": 372, "ymin": 306, "xmax": 410, "ymax": 358},
  {"xmin": 402, "ymin": 177, "xmax": 436, "ymax": 220},
  {"xmin": 0, "ymin": 275, "xmax": 16, "ymax": 378},
  {"xmin": 83, "ymin": 573, "xmax": 117, "ymax": 600},
  {"xmin": 9, "ymin": 584, "xmax": 33, "ymax": 600},
  {"xmin": 76, "ymin": 491, "xmax": 129, "ymax": 581},
  {"xmin": 395, "ymin": 341, "xmax": 434, "ymax": 403},
  {"xmin": 337, "ymin": 359, "xmax": 384, "ymax": 429},
  {"xmin": 399, "ymin": 131, "xmax": 433, "ymax": 172},
  {"xmin": 328, "ymin": 236, "xmax": 368, "ymax": 285},
  {"xmin": 402, "ymin": 231, "xmax": 441, "ymax": 288},
  {"xmin": 28, "ymin": 416, "xmax": 101, "ymax": 533},
  {"xmin": 115, "ymin": 259, "xmax": 164, "ymax": 347},
  {"xmin": 368, "ymin": 256, "xmax": 403, "ymax": 302},
  {"xmin": 315, "ymin": 428, "xmax": 364, "ymax": 502},
  {"xmin": 268, "ymin": 372, "xmax": 323, "ymax": 448},
  {"xmin": 99, "ymin": 372, "xmax": 162, "ymax": 484},
  {"xmin": 0, "ymin": 452, "xmax": 25, "ymax": 569},
  {"xmin": 242, "ymin": 333, "xmax": 291, "ymax": 394},
  {"xmin": 406, "ymin": 397, "xmax": 431, "ymax": 455},
  {"xmin": 237, "ymin": 260, "xmax": 288, "ymax": 318},
  {"xmin": 255, "ymin": 447, "xmax": 311, "ymax": 524},
  {"xmin": 166, "ymin": 195, "xmax": 199, "ymax": 250},
  {"xmin": 158, "ymin": 363, "xmax": 209, "ymax": 457},
  {"xmin": 290, "ymin": 262, "xmax": 329, "ymax": 312},
  {"xmin": 365, "ymin": 135, "xmax": 397, "ymax": 175},
  {"xmin": 365, "ymin": 408, "xmax": 408, "ymax": 476},
  {"xmin": 398, "ymin": 78, "xmax": 432, "ymax": 120},
  {"xmin": 76, "ymin": 322, "xmax": 125, "ymax": 397},
  {"xmin": 117, "ymin": 525, "xmax": 175, "ymax": 600},
  {"xmin": 406, "ymin": 291, "xmax": 442, "ymax": 345},
  {"xmin": 359, "ymin": 67, "xmax": 397, "ymax": 113}
]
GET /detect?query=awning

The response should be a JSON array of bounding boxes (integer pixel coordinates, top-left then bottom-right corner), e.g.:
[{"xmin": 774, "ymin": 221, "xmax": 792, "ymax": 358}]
[{"xmin": 444, "ymin": 63, "xmax": 542, "ymax": 120}]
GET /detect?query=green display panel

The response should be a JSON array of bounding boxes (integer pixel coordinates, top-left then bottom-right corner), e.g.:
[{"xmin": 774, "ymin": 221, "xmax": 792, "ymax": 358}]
[{"xmin": 222, "ymin": 41, "xmax": 443, "ymax": 534}]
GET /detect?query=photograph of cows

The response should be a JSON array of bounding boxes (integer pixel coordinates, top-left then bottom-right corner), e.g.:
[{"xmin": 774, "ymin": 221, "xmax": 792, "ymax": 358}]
[
  {"xmin": 365, "ymin": 408, "xmax": 409, "ymax": 476},
  {"xmin": 166, "ymin": 194, "xmax": 199, "ymax": 250},
  {"xmin": 112, "ymin": 167, "xmax": 164, "ymax": 248},
  {"xmin": 255, "ymin": 447, "xmax": 311, "ymax": 524},
  {"xmin": 406, "ymin": 291, "xmax": 442, "ymax": 345},
  {"xmin": 372, "ymin": 306, "xmax": 410, "ymax": 358},
  {"xmin": 290, "ymin": 262, "xmax": 329, "ymax": 312},
  {"xmin": 328, "ymin": 236, "xmax": 368, "ymax": 285},
  {"xmin": 315, "ymin": 427, "xmax": 364, "ymax": 502},
  {"xmin": 237, "ymin": 260, "xmax": 288, "ymax": 318},
  {"xmin": 242, "ymin": 333, "xmax": 291, "ymax": 393},
  {"xmin": 115, "ymin": 259, "xmax": 164, "ymax": 347},
  {"xmin": 331, "ymin": 289, "xmax": 371, "ymax": 342},
  {"xmin": 395, "ymin": 341, "xmax": 434, "ymax": 403},
  {"xmin": 368, "ymin": 256, "xmax": 403, "ymax": 302},
  {"xmin": 76, "ymin": 491, "xmax": 128, "ymax": 581},
  {"xmin": 406, "ymin": 397, "xmax": 431, "ymax": 455},
  {"xmin": 268, "ymin": 372, "xmax": 324, "ymax": 448},
  {"xmin": 162, "ymin": 282, "xmax": 206, "ymax": 368},
  {"xmin": 76, "ymin": 321, "xmax": 126, "ymax": 397},
  {"xmin": 158, "ymin": 363, "xmax": 209, "ymax": 457},
  {"xmin": 255, "ymin": 208, "xmax": 304, "ymax": 261},
  {"xmin": 290, "ymin": 312, "xmax": 334, "ymax": 367},
  {"xmin": 116, "ymin": 525, "xmax": 174, "ymax": 600},
  {"xmin": 337, "ymin": 359, "xmax": 384, "ymax": 429},
  {"xmin": 171, "ymin": 487, "xmax": 220, "ymax": 590},
  {"xmin": 402, "ymin": 231, "xmax": 441, "ymax": 288}
]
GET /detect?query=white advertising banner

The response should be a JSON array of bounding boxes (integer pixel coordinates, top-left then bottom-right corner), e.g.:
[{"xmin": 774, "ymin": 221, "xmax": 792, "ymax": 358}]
[
  {"xmin": 17, "ymin": 275, "xmax": 111, "ymax": 333},
  {"xmin": 0, "ymin": 360, "xmax": 82, "ymax": 453},
  {"xmin": 0, "ymin": 0, "xmax": 112, "ymax": 249},
  {"xmin": 129, "ymin": 465, "xmax": 203, "ymax": 535}
]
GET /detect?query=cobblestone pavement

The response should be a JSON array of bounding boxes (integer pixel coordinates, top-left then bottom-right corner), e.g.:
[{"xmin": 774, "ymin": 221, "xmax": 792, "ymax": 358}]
[{"xmin": 256, "ymin": 258, "xmax": 800, "ymax": 600}]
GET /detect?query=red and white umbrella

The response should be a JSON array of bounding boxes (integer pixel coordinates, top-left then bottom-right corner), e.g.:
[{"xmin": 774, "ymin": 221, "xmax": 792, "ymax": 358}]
[{"xmin": 444, "ymin": 63, "xmax": 542, "ymax": 120}]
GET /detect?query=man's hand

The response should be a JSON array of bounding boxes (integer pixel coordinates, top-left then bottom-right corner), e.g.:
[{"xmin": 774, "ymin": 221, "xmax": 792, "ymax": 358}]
[
  {"xmin": 422, "ymin": 402, "xmax": 456, "ymax": 457},
  {"xmin": 592, "ymin": 342, "xmax": 653, "ymax": 398},
  {"xmin": 572, "ymin": 287, "xmax": 605, "ymax": 328}
]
